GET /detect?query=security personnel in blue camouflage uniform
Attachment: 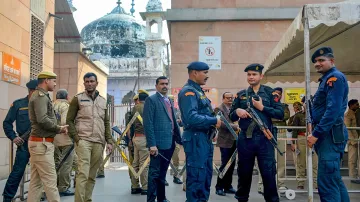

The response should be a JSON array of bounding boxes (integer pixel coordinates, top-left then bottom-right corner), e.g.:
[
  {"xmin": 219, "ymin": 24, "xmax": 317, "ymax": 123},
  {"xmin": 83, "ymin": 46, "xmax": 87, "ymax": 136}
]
[
  {"xmin": 307, "ymin": 47, "xmax": 349, "ymax": 202},
  {"xmin": 229, "ymin": 64, "xmax": 284, "ymax": 202},
  {"xmin": 178, "ymin": 61, "xmax": 221, "ymax": 202},
  {"xmin": 2, "ymin": 80, "xmax": 37, "ymax": 202}
]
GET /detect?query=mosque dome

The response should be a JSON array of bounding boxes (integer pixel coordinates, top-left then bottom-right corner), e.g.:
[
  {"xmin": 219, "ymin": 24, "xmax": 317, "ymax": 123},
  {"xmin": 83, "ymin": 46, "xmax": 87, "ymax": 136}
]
[
  {"xmin": 81, "ymin": 1, "xmax": 146, "ymax": 58},
  {"xmin": 146, "ymin": 0, "xmax": 163, "ymax": 12}
]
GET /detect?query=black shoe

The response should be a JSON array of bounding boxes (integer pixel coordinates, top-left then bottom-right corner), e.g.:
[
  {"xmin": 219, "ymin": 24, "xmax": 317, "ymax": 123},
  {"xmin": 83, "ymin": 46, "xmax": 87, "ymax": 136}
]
[
  {"xmin": 351, "ymin": 179, "xmax": 360, "ymax": 184},
  {"xmin": 141, "ymin": 190, "xmax": 148, "ymax": 195},
  {"xmin": 131, "ymin": 188, "xmax": 142, "ymax": 194},
  {"xmin": 165, "ymin": 180, "xmax": 169, "ymax": 186},
  {"xmin": 173, "ymin": 177, "xmax": 183, "ymax": 184},
  {"xmin": 224, "ymin": 188, "xmax": 236, "ymax": 194},
  {"xmin": 40, "ymin": 193, "xmax": 46, "ymax": 201},
  {"xmin": 215, "ymin": 189, "xmax": 226, "ymax": 196},
  {"xmin": 96, "ymin": 174, "xmax": 105, "ymax": 178},
  {"xmin": 59, "ymin": 189, "xmax": 75, "ymax": 197}
]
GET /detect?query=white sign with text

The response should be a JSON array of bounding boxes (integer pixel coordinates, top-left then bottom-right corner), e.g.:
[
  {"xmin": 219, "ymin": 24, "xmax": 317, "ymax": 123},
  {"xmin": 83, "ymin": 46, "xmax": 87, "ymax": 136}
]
[{"xmin": 199, "ymin": 36, "xmax": 221, "ymax": 70}]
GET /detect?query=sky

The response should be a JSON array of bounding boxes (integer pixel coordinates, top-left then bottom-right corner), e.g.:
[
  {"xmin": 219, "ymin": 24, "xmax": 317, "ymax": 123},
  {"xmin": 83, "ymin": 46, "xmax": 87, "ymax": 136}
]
[{"xmin": 72, "ymin": 0, "xmax": 171, "ymax": 42}]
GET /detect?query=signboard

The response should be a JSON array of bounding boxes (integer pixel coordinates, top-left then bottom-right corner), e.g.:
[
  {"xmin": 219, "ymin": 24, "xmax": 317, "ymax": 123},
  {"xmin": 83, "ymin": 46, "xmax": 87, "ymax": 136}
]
[
  {"xmin": 199, "ymin": 36, "xmax": 221, "ymax": 70},
  {"xmin": 171, "ymin": 87, "xmax": 219, "ymax": 109},
  {"xmin": 1, "ymin": 52, "xmax": 21, "ymax": 85},
  {"xmin": 284, "ymin": 88, "xmax": 305, "ymax": 104}
]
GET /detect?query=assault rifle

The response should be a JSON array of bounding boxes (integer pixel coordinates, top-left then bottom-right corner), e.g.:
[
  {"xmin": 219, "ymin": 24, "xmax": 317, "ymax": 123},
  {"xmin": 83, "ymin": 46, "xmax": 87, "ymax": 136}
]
[
  {"xmin": 246, "ymin": 103, "xmax": 284, "ymax": 156},
  {"xmin": 19, "ymin": 128, "xmax": 31, "ymax": 141},
  {"xmin": 216, "ymin": 111, "xmax": 239, "ymax": 179},
  {"xmin": 305, "ymin": 97, "xmax": 313, "ymax": 133}
]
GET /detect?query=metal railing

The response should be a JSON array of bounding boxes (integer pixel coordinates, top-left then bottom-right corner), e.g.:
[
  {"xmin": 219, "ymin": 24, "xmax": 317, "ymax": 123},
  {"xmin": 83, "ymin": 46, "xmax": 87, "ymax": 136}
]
[{"xmin": 273, "ymin": 126, "xmax": 360, "ymax": 198}]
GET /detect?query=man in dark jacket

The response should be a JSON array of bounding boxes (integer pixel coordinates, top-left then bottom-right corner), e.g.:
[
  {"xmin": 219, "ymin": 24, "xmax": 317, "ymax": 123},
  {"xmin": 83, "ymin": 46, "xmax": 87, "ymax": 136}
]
[
  {"xmin": 143, "ymin": 76, "xmax": 182, "ymax": 202},
  {"xmin": 214, "ymin": 92, "xmax": 239, "ymax": 196}
]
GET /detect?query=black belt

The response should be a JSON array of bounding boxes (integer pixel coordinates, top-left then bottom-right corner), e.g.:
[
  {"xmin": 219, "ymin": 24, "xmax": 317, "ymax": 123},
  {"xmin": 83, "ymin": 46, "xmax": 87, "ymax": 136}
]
[{"xmin": 184, "ymin": 128, "xmax": 209, "ymax": 133}]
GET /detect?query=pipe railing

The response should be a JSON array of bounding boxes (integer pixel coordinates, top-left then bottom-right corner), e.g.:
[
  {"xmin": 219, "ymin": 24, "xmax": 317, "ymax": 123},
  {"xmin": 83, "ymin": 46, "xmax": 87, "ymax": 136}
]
[{"xmin": 274, "ymin": 126, "xmax": 360, "ymax": 196}]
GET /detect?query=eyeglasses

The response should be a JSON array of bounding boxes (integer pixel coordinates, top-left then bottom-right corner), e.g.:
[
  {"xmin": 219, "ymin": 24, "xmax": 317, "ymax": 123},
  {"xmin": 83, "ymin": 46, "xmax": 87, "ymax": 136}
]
[{"xmin": 225, "ymin": 97, "xmax": 233, "ymax": 100}]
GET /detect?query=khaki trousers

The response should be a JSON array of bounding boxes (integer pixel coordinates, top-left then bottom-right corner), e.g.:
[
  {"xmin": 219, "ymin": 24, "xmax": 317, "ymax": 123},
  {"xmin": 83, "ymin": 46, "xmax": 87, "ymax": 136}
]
[
  {"xmin": 128, "ymin": 145, "xmax": 140, "ymax": 188},
  {"xmin": 348, "ymin": 143, "xmax": 360, "ymax": 178},
  {"xmin": 27, "ymin": 141, "xmax": 60, "ymax": 202},
  {"xmin": 75, "ymin": 140, "xmax": 104, "ymax": 202},
  {"xmin": 133, "ymin": 136, "xmax": 149, "ymax": 190},
  {"xmin": 170, "ymin": 143, "xmax": 181, "ymax": 175},
  {"xmin": 295, "ymin": 136, "xmax": 318, "ymax": 187},
  {"xmin": 97, "ymin": 152, "xmax": 105, "ymax": 176},
  {"xmin": 54, "ymin": 144, "xmax": 74, "ymax": 192}
]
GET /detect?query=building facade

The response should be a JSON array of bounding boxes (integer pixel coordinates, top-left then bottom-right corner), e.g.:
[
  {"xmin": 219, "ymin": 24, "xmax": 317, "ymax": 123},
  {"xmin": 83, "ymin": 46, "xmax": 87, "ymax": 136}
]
[
  {"xmin": 0, "ymin": 0, "xmax": 55, "ymax": 179},
  {"xmin": 167, "ymin": 0, "xmax": 352, "ymax": 106},
  {"xmin": 54, "ymin": 0, "xmax": 109, "ymax": 98},
  {"xmin": 166, "ymin": 0, "xmax": 355, "ymax": 164}
]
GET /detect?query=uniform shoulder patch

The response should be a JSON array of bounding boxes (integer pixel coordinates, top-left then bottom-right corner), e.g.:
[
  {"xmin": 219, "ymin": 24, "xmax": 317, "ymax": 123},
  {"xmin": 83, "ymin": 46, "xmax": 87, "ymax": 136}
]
[
  {"xmin": 39, "ymin": 92, "xmax": 45, "ymax": 97},
  {"xmin": 185, "ymin": 92, "xmax": 195, "ymax": 96},
  {"xmin": 75, "ymin": 92, "xmax": 85, "ymax": 97},
  {"xmin": 326, "ymin": 77, "xmax": 338, "ymax": 87}
]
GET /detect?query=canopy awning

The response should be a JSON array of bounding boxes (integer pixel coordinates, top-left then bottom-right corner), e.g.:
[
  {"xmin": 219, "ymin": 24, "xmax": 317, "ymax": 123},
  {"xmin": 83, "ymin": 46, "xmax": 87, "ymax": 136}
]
[{"xmin": 263, "ymin": 0, "xmax": 360, "ymax": 83}]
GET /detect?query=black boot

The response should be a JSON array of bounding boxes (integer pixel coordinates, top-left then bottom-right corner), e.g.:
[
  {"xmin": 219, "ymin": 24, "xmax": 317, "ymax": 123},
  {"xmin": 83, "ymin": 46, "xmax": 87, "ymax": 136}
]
[
  {"xmin": 173, "ymin": 176, "xmax": 183, "ymax": 184},
  {"xmin": 131, "ymin": 188, "xmax": 142, "ymax": 194}
]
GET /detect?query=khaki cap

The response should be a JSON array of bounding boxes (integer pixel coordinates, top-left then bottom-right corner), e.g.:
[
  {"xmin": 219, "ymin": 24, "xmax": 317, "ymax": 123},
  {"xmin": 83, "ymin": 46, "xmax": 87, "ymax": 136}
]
[{"xmin": 37, "ymin": 71, "xmax": 57, "ymax": 79}]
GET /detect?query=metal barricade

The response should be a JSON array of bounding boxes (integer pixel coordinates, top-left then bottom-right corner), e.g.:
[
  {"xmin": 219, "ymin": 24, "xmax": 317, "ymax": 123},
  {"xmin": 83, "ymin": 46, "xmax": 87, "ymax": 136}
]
[
  {"xmin": 274, "ymin": 126, "xmax": 360, "ymax": 199},
  {"xmin": 108, "ymin": 104, "xmax": 130, "ymax": 164}
]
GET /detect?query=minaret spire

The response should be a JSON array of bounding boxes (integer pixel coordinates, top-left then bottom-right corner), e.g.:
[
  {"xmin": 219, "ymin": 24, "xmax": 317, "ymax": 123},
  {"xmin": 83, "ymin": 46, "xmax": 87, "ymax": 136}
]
[{"xmin": 130, "ymin": 0, "xmax": 135, "ymax": 16}]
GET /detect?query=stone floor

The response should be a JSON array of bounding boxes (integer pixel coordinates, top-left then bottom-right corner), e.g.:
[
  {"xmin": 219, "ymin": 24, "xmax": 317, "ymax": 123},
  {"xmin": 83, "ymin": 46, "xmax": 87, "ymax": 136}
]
[{"xmin": 1, "ymin": 163, "xmax": 359, "ymax": 202}]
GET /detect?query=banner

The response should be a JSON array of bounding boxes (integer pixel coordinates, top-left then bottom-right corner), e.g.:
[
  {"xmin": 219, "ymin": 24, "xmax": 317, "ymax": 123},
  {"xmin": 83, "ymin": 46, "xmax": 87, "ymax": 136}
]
[
  {"xmin": 1, "ymin": 52, "xmax": 21, "ymax": 85},
  {"xmin": 284, "ymin": 88, "xmax": 305, "ymax": 104},
  {"xmin": 171, "ymin": 87, "xmax": 219, "ymax": 109}
]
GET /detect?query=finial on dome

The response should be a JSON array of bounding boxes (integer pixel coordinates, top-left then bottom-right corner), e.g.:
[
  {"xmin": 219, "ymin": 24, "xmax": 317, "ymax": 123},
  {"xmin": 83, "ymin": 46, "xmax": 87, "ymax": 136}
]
[
  {"xmin": 117, "ymin": 0, "xmax": 122, "ymax": 6},
  {"xmin": 110, "ymin": 0, "xmax": 128, "ymax": 15},
  {"xmin": 130, "ymin": 0, "xmax": 135, "ymax": 16}
]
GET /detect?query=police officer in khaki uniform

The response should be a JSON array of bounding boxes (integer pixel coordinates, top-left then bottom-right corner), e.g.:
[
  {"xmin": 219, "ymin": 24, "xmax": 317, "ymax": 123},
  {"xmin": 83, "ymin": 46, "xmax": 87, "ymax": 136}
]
[
  {"xmin": 168, "ymin": 94, "xmax": 183, "ymax": 185},
  {"xmin": 131, "ymin": 89, "xmax": 149, "ymax": 195},
  {"xmin": 257, "ymin": 87, "xmax": 290, "ymax": 194},
  {"xmin": 53, "ymin": 89, "xmax": 75, "ymax": 196},
  {"xmin": 129, "ymin": 94, "xmax": 142, "ymax": 194},
  {"xmin": 66, "ymin": 72, "xmax": 113, "ymax": 202},
  {"xmin": 27, "ymin": 71, "xmax": 68, "ymax": 202},
  {"xmin": 345, "ymin": 99, "xmax": 360, "ymax": 182},
  {"xmin": 290, "ymin": 101, "xmax": 318, "ymax": 189}
]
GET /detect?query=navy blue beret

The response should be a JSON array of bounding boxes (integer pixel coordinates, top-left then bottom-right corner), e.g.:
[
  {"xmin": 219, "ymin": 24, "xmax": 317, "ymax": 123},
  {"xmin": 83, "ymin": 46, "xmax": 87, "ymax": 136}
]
[
  {"xmin": 187, "ymin": 61, "xmax": 209, "ymax": 71},
  {"xmin": 273, "ymin": 87, "xmax": 283, "ymax": 93},
  {"xmin": 26, "ymin": 80, "xmax": 38, "ymax": 90},
  {"xmin": 311, "ymin": 47, "xmax": 334, "ymax": 63},
  {"xmin": 244, "ymin": 63, "xmax": 264, "ymax": 72}
]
